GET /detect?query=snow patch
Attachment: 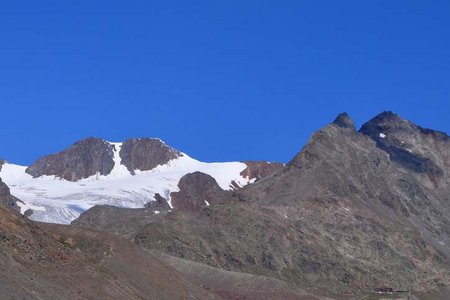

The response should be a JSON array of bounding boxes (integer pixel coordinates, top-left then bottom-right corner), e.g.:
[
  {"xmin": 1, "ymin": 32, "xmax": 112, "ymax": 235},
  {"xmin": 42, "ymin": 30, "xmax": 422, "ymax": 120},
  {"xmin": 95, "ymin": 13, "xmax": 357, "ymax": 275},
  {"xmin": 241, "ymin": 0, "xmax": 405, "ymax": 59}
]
[
  {"xmin": 108, "ymin": 142, "xmax": 131, "ymax": 177},
  {"xmin": 204, "ymin": 200, "xmax": 210, "ymax": 206},
  {"xmin": 379, "ymin": 133, "xmax": 386, "ymax": 138}
]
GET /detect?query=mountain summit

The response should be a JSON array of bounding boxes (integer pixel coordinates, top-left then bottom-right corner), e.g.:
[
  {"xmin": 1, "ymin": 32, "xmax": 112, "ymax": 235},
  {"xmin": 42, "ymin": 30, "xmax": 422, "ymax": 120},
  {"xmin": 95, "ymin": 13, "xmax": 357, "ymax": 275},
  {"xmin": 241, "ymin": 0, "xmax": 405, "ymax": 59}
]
[{"xmin": 0, "ymin": 137, "xmax": 282, "ymax": 223}]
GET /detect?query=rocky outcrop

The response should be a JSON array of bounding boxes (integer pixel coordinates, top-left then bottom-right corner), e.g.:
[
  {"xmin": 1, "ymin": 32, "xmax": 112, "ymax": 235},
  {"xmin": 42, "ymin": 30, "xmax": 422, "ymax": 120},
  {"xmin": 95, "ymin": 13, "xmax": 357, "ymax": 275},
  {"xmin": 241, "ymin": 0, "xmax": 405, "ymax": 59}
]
[
  {"xmin": 360, "ymin": 111, "xmax": 450, "ymax": 186},
  {"xmin": 0, "ymin": 159, "xmax": 5, "ymax": 172},
  {"xmin": 240, "ymin": 161, "xmax": 284, "ymax": 181},
  {"xmin": 119, "ymin": 138, "xmax": 181, "ymax": 175},
  {"xmin": 170, "ymin": 172, "xmax": 230, "ymax": 211},
  {"xmin": 26, "ymin": 137, "xmax": 115, "ymax": 181},
  {"xmin": 145, "ymin": 193, "xmax": 171, "ymax": 210},
  {"xmin": 332, "ymin": 112, "xmax": 356, "ymax": 130},
  {"xmin": 0, "ymin": 178, "xmax": 20, "ymax": 211}
]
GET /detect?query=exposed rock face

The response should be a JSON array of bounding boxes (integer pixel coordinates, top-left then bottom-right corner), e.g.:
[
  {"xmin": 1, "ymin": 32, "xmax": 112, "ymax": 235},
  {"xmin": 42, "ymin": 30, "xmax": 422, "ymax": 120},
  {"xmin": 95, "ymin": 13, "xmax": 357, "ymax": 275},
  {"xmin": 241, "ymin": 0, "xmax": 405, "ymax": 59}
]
[
  {"xmin": 333, "ymin": 112, "xmax": 356, "ymax": 130},
  {"xmin": 240, "ymin": 161, "xmax": 284, "ymax": 181},
  {"xmin": 360, "ymin": 111, "xmax": 450, "ymax": 186},
  {"xmin": 0, "ymin": 178, "xmax": 20, "ymax": 211},
  {"xmin": 119, "ymin": 138, "xmax": 181, "ymax": 175},
  {"xmin": 145, "ymin": 193, "xmax": 171, "ymax": 210},
  {"xmin": 26, "ymin": 137, "xmax": 115, "ymax": 181},
  {"xmin": 0, "ymin": 159, "xmax": 5, "ymax": 172},
  {"xmin": 170, "ymin": 172, "xmax": 230, "ymax": 211}
]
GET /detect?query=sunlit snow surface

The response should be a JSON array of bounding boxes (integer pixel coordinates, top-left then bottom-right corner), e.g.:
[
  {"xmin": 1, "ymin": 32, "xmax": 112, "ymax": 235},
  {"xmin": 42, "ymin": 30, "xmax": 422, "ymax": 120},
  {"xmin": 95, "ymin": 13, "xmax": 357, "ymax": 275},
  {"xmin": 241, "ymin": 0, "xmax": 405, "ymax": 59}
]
[{"xmin": 0, "ymin": 144, "xmax": 253, "ymax": 224}]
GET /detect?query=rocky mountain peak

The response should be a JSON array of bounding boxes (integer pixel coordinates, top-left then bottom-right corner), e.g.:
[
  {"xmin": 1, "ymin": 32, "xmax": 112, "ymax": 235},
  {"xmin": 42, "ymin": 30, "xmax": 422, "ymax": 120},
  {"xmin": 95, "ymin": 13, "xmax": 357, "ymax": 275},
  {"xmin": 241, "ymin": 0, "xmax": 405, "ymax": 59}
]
[
  {"xmin": 359, "ymin": 111, "xmax": 408, "ymax": 138},
  {"xmin": 119, "ymin": 138, "xmax": 182, "ymax": 175},
  {"xmin": 360, "ymin": 112, "xmax": 450, "ymax": 185},
  {"xmin": 26, "ymin": 137, "xmax": 115, "ymax": 181},
  {"xmin": 287, "ymin": 116, "xmax": 364, "ymax": 170},
  {"xmin": 332, "ymin": 112, "xmax": 355, "ymax": 130}
]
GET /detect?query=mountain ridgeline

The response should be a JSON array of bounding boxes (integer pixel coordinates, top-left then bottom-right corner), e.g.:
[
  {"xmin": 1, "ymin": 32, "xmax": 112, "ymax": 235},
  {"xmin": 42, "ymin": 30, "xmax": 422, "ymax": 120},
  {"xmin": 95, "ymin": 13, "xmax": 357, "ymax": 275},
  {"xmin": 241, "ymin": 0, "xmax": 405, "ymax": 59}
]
[
  {"xmin": 75, "ymin": 111, "xmax": 450, "ymax": 297},
  {"xmin": 25, "ymin": 138, "xmax": 182, "ymax": 181},
  {"xmin": 0, "ymin": 111, "xmax": 449, "ymax": 299}
]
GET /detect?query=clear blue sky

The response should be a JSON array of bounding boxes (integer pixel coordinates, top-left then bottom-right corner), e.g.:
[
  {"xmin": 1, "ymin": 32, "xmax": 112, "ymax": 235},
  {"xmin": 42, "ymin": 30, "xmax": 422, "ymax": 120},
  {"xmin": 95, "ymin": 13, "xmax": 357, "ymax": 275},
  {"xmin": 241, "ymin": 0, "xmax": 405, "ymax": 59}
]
[{"xmin": 1, "ymin": 1, "xmax": 449, "ymax": 165}]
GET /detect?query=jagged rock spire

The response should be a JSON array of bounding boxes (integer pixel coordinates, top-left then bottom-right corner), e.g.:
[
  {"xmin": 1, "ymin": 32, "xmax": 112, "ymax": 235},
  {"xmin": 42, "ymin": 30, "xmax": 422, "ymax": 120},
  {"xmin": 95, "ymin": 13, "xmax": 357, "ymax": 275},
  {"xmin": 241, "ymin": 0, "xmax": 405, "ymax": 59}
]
[{"xmin": 332, "ymin": 112, "xmax": 356, "ymax": 130}]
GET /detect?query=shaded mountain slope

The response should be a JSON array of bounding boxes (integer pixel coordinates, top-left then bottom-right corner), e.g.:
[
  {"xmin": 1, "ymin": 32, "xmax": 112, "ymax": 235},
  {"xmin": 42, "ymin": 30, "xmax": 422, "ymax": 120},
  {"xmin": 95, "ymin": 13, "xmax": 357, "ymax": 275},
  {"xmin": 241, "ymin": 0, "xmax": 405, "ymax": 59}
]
[
  {"xmin": 42, "ymin": 221, "xmax": 332, "ymax": 300},
  {"xmin": 0, "ymin": 174, "xmax": 327, "ymax": 299},
  {"xmin": 0, "ymin": 205, "xmax": 138, "ymax": 299},
  {"xmin": 0, "ymin": 178, "xmax": 20, "ymax": 211}
]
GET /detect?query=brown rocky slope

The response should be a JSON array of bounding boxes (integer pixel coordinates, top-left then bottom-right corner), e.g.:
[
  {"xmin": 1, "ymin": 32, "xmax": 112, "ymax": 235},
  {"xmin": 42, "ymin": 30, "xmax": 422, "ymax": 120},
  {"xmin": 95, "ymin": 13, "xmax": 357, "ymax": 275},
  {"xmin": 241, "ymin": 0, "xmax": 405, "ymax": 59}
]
[{"xmin": 75, "ymin": 112, "xmax": 450, "ymax": 298}]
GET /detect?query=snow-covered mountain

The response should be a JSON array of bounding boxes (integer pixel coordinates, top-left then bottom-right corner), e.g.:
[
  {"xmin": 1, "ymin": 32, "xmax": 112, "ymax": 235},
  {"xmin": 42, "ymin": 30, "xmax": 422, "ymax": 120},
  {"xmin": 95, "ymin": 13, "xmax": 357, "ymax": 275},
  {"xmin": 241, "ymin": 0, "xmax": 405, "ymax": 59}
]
[{"xmin": 0, "ymin": 138, "xmax": 283, "ymax": 224}]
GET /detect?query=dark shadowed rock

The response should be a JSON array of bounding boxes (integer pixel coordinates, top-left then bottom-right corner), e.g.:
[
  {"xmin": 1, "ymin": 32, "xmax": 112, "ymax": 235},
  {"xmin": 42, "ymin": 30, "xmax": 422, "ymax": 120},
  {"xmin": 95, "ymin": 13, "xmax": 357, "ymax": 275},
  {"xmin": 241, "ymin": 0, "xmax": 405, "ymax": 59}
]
[
  {"xmin": 0, "ymin": 159, "xmax": 5, "ymax": 172},
  {"xmin": 26, "ymin": 137, "xmax": 115, "ymax": 181},
  {"xmin": 170, "ymin": 172, "xmax": 230, "ymax": 211},
  {"xmin": 0, "ymin": 178, "xmax": 20, "ymax": 211},
  {"xmin": 360, "ymin": 111, "xmax": 450, "ymax": 185},
  {"xmin": 145, "ymin": 193, "xmax": 171, "ymax": 210},
  {"xmin": 119, "ymin": 138, "xmax": 181, "ymax": 175},
  {"xmin": 332, "ymin": 112, "xmax": 356, "ymax": 130}
]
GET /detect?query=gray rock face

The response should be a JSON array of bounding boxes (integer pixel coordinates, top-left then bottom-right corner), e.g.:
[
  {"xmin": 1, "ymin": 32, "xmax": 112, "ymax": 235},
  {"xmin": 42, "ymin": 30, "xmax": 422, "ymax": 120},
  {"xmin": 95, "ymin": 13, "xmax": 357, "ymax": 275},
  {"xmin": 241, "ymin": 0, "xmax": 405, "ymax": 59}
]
[
  {"xmin": 360, "ymin": 111, "xmax": 450, "ymax": 186},
  {"xmin": 26, "ymin": 137, "xmax": 115, "ymax": 181},
  {"xmin": 0, "ymin": 159, "xmax": 5, "ymax": 172},
  {"xmin": 241, "ymin": 161, "xmax": 284, "ymax": 181},
  {"xmin": 119, "ymin": 138, "xmax": 181, "ymax": 175},
  {"xmin": 230, "ymin": 161, "xmax": 284, "ymax": 190},
  {"xmin": 332, "ymin": 112, "xmax": 356, "ymax": 130},
  {"xmin": 170, "ymin": 172, "xmax": 230, "ymax": 211},
  {"xmin": 0, "ymin": 178, "xmax": 20, "ymax": 211}
]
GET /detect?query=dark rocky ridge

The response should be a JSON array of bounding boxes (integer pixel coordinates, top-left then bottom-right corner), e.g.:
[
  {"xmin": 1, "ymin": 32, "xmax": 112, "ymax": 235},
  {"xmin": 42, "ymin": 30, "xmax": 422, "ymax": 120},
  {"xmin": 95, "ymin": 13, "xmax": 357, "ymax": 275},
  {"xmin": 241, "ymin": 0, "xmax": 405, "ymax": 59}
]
[
  {"xmin": 0, "ymin": 159, "xmax": 5, "ymax": 171},
  {"xmin": 0, "ymin": 178, "xmax": 20, "ymax": 211},
  {"xmin": 170, "ymin": 172, "xmax": 230, "ymax": 211},
  {"xmin": 119, "ymin": 138, "xmax": 182, "ymax": 175},
  {"xmin": 360, "ymin": 111, "xmax": 450, "ymax": 186},
  {"xmin": 26, "ymin": 137, "xmax": 115, "ymax": 181},
  {"xmin": 22, "ymin": 137, "xmax": 281, "ymax": 185}
]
